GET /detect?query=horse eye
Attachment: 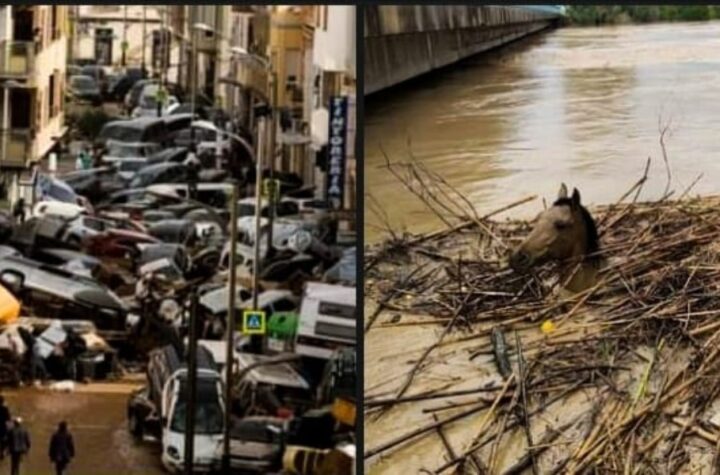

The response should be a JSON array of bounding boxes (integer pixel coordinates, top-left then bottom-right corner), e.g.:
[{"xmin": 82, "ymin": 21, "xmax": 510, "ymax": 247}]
[{"xmin": 554, "ymin": 221, "xmax": 569, "ymax": 230}]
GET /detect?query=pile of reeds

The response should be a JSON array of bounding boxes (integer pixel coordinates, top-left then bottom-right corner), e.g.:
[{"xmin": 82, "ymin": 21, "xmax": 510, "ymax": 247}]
[{"xmin": 365, "ymin": 156, "xmax": 720, "ymax": 473}]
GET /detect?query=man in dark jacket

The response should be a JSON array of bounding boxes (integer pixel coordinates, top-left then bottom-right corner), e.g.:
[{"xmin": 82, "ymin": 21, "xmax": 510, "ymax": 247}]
[
  {"xmin": 49, "ymin": 421, "xmax": 75, "ymax": 475},
  {"xmin": 0, "ymin": 396, "xmax": 9, "ymax": 460},
  {"xmin": 7, "ymin": 417, "xmax": 30, "ymax": 475}
]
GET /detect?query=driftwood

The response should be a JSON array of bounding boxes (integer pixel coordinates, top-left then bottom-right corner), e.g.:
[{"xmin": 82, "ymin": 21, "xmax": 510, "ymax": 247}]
[{"xmin": 366, "ymin": 153, "xmax": 720, "ymax": 472}]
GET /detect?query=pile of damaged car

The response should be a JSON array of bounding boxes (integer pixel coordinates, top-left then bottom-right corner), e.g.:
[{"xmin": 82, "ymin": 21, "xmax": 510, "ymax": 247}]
[{"xmin": 0, "ymin": 112, "xmax": 356, "ymax": 474}]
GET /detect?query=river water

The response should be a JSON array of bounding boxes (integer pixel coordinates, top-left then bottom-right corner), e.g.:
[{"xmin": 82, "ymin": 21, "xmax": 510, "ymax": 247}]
[{"xmin": 365, "ymin": 21, "xmax": 720, "ymax": 242}]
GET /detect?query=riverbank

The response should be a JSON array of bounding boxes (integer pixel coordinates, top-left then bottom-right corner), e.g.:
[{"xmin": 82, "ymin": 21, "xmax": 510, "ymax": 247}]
[{"xmin": 566, "ymin": 5, "xmax": 720, "ymax": 25}]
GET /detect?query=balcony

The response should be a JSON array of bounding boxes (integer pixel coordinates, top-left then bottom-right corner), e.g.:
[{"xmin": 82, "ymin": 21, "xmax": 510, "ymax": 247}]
[
  {"xmin": 0, "ymin": 41, "xmax": 35, "ymax": 78},
  {"xmin": 0, "ymin": 130, "xmax": 32, "ymax": 169}
]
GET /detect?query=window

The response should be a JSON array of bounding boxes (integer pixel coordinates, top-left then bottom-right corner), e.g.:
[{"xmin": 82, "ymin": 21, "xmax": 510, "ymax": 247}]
[
  {"xmin": 318, "ymin": 301, "xmax": 356, "ymax": 320},
  {"xmin": 51, "ymin": 6, "xmax": 59, "ymax": 41},
  {"xmin": 315, "ymin": 321, "xmax": 354, "ymax": 340},
  {"xmin": 48, "ymin": 73, "xmax": 55, "ymax": 119}
]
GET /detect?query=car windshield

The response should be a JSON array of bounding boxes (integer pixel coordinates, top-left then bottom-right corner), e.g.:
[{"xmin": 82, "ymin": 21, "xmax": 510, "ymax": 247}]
[
  {"xmin": 170, "ymin": 380, "xmax": 223, "ymax": 435},
  {"xmin": 71, "ymin": 76, "xmax": 96, "ymax": 89},
  {"xmin": 231, "ymin": 420, "xmax": 282, "ymax": 443},
  {"xmin": 140, "ymin": 94, "xmax": 158, "ymax": 109},
  {"xmin": 117, "ymin": 161, "xmax": 147, "ymax": 173},
  {"xmin": 237, "ymin": 203, "xmax": 256, "ymax": 217}
]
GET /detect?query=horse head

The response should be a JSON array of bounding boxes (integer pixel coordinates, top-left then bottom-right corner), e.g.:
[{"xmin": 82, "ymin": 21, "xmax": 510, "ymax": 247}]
[{"xmin": 510, "ymin": 183, "xmax": 599, "ymax": 274}]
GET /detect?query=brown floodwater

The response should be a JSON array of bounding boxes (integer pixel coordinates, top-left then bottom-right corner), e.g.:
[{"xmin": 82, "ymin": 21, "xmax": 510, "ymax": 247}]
[{"xmin": 365, "ymin": 22, "xmax": 720, "ymax": 242}]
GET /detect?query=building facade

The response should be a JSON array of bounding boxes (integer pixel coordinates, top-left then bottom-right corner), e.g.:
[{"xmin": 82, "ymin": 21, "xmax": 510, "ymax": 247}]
[
  {"xmin": 308, "ymin": 5, "xmax": 356, "ymax": 213},
  {"xmin": 71, "ymin": 5, "xmax": 166, "ymax": 71},
  {"xmin": 0, "ymin": 5, "xmax": 68, "ymax": 199}
]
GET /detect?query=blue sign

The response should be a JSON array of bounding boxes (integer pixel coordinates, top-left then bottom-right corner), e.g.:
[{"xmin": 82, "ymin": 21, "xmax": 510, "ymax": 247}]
[
  {"xmin": 242, "ymin": 310, "xmax": 266, "ymax": 335},
  {"xmin": 325, "ymin": 96, "xmax": 348, "ymax": 211}
]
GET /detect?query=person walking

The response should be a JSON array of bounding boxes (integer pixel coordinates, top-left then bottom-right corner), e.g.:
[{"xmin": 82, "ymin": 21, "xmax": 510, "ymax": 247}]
[
  {"xmin": 0, "ymin": 396, "xmax": 10, "ymax": 460},
  {"xmin": 48, "ymin": 421, "xmax": 74, "ymax": 475},
  {"xmin": 7, "ymin": 417, "xmax": 30, "ymax": 475},
  {"xmin": 184, "ymin": 150, "xmax": 201, "ymax": 201}
]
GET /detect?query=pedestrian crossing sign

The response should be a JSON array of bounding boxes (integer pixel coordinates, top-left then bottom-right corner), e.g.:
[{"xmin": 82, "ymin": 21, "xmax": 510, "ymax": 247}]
[{"xmin": 242, "ymin": 310, "xmax": 266, "ymax": 335}]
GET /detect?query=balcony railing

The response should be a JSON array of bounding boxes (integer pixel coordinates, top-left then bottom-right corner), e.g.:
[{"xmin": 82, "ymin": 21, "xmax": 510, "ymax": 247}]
[
  {"xmin": 0, "ymin": 129, "xmax": 32, "ymax": 169},
  {"xmin": 0, "ymin": 41, "xmax": 35, "ymax": 77}
]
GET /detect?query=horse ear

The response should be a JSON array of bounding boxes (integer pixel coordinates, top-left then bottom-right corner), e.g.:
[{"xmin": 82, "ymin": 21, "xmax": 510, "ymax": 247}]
[
  {"xmin": 572, "ymin": 188, "xmax": 581, "ymax": 207},
  {"xmin": 558, "ymin": 183, "xmax": 568, "ymax": 200}
]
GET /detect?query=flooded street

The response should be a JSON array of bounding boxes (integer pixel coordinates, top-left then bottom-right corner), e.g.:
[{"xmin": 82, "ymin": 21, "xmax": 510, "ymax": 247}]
[
  {"xmin": 365, "ymin": 21, "xmax": 720, "ymax": 242},
  {"xmin": 3, "ymin": 381, "xmax": 164, "ymax": 475}
]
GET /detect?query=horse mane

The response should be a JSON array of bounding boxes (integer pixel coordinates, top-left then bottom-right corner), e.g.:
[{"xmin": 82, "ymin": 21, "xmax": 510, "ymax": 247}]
[{"xmin": 553, "ymin": 198, "xmax": 601, "ymax": 263}]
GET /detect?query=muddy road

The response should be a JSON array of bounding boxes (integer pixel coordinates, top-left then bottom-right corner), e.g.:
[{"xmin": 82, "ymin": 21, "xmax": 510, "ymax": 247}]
[{"xmin": 3, "ymin": 381, "xmax": 164, "ymax": 475}]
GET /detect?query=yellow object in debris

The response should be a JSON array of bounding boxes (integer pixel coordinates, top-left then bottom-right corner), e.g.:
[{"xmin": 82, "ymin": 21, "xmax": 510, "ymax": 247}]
[
  {"xmin": 541, "ymin": 320, "xmax": 556, "ymax": 334},
  {"xmin": 331, "ymin": 397, "xmax": 356, "ymax": 427},
  {"xmin": 0, "ymin": 284, "xmax": 19, "ymax": 325}
]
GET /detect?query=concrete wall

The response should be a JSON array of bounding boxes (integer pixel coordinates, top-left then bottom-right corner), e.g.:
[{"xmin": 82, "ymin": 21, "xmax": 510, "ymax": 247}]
[{"xmin": 364, "ymin": 5, "xmax": 560, "ymax": 94}]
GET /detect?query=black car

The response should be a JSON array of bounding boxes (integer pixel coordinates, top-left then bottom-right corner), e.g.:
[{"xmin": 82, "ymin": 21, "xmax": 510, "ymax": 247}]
[
  {"xmin": 62, "ymin": 167, "xmax": 127, "ymax": 204},
  {"xmin": 129, "ymin": 162, "xmax": 188, "ymax": 189},
  {"xmin": 0, "ymin": 255, "xmax": 127, "ymax": 340},
  {"xmin": 107, "ymin": 68, "xmax": 144, "ymax": 102},
  {"xmin": 97, "ymin": 117, "xmax": 168, "ymax": 147},
  {"xmin": 68, "ymin": 75, "xmax": 102, "ymax": 106},
  {"xmin": 147, "ymin": 147, "xmax": 188, "ymax": 165}
]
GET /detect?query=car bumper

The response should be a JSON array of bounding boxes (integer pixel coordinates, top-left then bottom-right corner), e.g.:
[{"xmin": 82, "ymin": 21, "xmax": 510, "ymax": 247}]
[{"xmin": 162, "ymin": 455, "xmax": 216, "ymax": 474}]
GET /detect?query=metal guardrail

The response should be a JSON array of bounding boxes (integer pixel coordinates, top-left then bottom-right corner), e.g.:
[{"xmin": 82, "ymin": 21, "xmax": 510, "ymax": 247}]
[
  {"xmin": 0, "ymin": 41, "xmax": 35, "ymax": 77},
  {"xmin": 0, "ymin": 129, "xmax": 32, "ymax": 168}
]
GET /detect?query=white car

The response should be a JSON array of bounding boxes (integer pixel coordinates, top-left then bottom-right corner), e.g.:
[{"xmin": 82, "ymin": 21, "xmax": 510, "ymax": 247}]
[
  {"xmin": 131, "ymin": 84, "xmax": 179, "ymax": 118},
  {"xmin": 33, "ymin": 201, "xmax": 87, "ymax": 220}
]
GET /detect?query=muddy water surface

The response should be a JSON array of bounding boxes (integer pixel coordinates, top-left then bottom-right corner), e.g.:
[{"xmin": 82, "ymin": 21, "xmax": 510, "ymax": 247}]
[{"xmin": 365, "ymin": 22, "xmax": 720, "ymax": 242}]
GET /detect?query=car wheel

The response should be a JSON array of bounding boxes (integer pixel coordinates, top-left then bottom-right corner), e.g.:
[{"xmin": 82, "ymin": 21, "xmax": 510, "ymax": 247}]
[{"xmin": 128, "ymin": 411, "xmax": 144, "ymax": 439}]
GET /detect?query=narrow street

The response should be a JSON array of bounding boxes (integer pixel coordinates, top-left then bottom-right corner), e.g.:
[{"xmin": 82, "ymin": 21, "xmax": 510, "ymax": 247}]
[
  {"xmin": 3, "ymin": 382, "xmax": 164, "ymax": 475},
  {"xmin": 0, "ymin": 4, "xmax": 356, "ymax": 474}
]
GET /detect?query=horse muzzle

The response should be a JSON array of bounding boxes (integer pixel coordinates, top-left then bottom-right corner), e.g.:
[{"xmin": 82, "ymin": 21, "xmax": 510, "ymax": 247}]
[{"xmin": 509, "ymin": 250, "xmax": 533, "ymax": 273}]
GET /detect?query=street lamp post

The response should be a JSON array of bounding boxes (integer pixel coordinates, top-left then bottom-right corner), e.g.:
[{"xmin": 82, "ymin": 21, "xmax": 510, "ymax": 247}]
[
  {"xmin": 228, "ymin": 48, "xmax": 274, "ymax": 355},
  {"xmin": 141, "ymin": 6, "xmax": 147, "ymax": 77},
  {"xmin": 221, "ymin": 180, "xmax": 239, "ymax": 473},
  {"xmin": 252, "ymin": 115, "xmax": 266, "ymax": 318},
  {"xmin": 183, "ymin": 292, "xmax": 199, "ymax": 474},
  {"xmin": 265, "ymin": 71, "xmax": 278, "ymax": 263},
  {"xmin": 121, "ymin": 6, "xmax": 128, "ymax": 67}
]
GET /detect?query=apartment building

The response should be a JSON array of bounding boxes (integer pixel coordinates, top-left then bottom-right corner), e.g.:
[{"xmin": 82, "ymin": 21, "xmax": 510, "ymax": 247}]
[
  {"xmin": 0, "ymin": 5, "xmax": 68, "ymax": 197},
  {"xmin": 70, "ymin": 5, "xmax": 166, "ymax": 71},
  {"xmin": 308, "ymin": 5, "xmax": 356, "ymax": 213},
  {"xmin": 168, "ymin": 5, "xmax": 231, "ymax": 107}
]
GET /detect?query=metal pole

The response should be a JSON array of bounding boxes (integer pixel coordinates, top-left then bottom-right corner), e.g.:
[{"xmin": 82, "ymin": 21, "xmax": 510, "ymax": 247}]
[
  {"xmin": 157, "ymin": 7, "xmax": 167, "ymax": 118},
  {"xmin": 121, "ymin": 6, "xmax": 127, "ymax": 67},
  {"xmin": 265, "ymin": 72, "xmax": 277, "ymax": 261},
  {"xmin": 221, "ymin": 181, "xmax": 239, "ymax": 473},
  {"xmin": 250, "ymin": 116, "xmax": 265, "ymax": 355},
  {"xmin": 190, "ymin": 27, "xmax": 197, "ymax": 141},
  {"xmin": 141, "ymin": 6, "xmax": 147, "ymax": 77},
  {"xmin": 184, "ymin": 292, "xmax": 199, "ymax": 474}
]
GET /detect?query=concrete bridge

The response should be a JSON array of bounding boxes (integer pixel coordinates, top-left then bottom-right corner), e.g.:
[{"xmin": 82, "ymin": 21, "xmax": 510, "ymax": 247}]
[{"xmin": 364, "ymin": 5, "xmax": 565, "ymax": 94}]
